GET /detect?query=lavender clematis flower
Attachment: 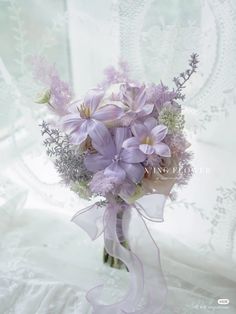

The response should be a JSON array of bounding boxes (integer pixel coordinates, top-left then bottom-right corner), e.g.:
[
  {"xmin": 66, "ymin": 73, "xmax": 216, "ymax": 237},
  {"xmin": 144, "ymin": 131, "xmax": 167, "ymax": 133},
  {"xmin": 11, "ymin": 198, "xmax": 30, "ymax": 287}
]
[
  {"xmin": 123, "ymin": 117, "xmax": 171, "ymax": 157},
  {"xmin": 85, "ymin": 127, "xmax": 146, "ymax": 184},
  {"xmin": 61, "ymin": 89, "xmax": 123, "ymax": 145},
  {"xmin": 119, "ymin": 83, "xmax": 154, "ymax": 125}
]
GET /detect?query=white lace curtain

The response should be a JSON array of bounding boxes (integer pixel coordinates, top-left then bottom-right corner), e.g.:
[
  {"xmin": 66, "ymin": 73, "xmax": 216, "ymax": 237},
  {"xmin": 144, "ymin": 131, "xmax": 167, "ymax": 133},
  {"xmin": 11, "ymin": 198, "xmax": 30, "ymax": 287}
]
[{"xmin": 0, "ymin": 0, "xmax": 236, "ymax": 313}]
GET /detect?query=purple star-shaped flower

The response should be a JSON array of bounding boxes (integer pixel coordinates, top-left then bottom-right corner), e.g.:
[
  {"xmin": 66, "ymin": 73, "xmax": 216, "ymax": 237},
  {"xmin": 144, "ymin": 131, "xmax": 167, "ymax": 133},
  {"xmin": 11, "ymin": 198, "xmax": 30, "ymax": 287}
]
[
  {"xmin": 123, "ymin": 117, "xmax": 171, "ymax": 157},
  {"xmin": 119, "ymin": 83, "xmax": 154, "ymax": 125},
  {"xmin": 61, "ymin": 89, "xmax": 123, "ymax": 145},
  {"xmin": 84, "ymin": 127, "xmax": 146, "ymax": 184}
]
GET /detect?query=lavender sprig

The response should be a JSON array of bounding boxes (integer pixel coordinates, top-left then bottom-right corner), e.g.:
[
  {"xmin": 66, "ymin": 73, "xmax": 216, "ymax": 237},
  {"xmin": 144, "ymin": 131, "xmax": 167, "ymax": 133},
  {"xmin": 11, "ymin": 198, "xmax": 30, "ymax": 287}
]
[
  {"xmin": 173, "ymin": 53, "xmax": 199, "ymax": 100},
  {"xmin": 40, "ymin": 121, "xmax": 92, "ymax": 185}
]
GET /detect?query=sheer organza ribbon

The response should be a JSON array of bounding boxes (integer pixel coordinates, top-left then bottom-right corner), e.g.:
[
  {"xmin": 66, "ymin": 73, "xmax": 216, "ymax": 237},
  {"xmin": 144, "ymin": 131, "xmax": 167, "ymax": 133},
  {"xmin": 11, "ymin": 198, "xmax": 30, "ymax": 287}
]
[{"xmin": 72, "ymin": 194, "xmax": 167, "ymax": 314}]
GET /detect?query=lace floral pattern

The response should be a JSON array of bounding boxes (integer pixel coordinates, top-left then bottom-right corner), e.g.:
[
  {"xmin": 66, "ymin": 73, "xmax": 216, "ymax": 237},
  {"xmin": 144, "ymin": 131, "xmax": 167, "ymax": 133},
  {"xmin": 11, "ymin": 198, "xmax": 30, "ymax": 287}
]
[{"xmin": 0, "ymin": 0, "xmax": 236, "ymax": 313}]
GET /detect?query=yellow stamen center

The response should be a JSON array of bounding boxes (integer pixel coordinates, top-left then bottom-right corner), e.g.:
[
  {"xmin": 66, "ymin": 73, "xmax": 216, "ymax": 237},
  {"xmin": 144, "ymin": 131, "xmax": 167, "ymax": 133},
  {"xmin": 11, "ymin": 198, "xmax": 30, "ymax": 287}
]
[
  {"xmin": 142, "ymin": 136, "xmax": 153, "ymax": 145},
  {"xmin": 78, "ymin": 104, "xmax": 91, "ymax": 118}
]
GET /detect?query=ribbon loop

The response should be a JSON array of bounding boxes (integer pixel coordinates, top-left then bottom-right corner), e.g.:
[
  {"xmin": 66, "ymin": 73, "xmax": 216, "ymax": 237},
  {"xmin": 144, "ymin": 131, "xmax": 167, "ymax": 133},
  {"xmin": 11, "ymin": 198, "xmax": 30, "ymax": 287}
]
[
  {"xmin": 72, "ymin": 202, "xmax": 105, "ymax": 240},
  {"xmin": 135, "ymin": 194, "xmax": 167, "ymax": 222},
  {"xmin": 72, "ymin": 199, "xmax": 167, "ymax": 313}
]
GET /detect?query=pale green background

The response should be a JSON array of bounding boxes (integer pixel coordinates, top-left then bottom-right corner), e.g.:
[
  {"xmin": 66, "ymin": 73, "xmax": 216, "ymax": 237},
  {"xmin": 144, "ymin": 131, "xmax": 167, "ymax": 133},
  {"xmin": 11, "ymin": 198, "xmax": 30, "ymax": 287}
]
[{"xmin": 0, "ymin": 1, "xmax": 236, "ymax": 313}]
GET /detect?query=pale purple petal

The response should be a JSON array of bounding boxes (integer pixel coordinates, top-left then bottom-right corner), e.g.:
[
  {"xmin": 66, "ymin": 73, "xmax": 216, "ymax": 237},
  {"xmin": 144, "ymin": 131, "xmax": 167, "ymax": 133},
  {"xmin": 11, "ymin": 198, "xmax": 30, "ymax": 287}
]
[
  {"xmin": 119, "ymin": 112, "xmax": 137, "ymax": 127},
  {"xmin": 114, "ymin": 127, "xmax": 130, "ymax": 153},
  {"xmin": 121, "ymin": 83, "xmax": 134, "ymax": 105},
  {"xmin": 120, "ymin": 148, "xmax": 146, "ymax": 163},
  {"xmin": 89, "ymin": 120, "xmax": 116, "ymax": 157},
  {"xmin": 144, "ymin": 117, "xmax": 157, "ymax": 131},
  {"xmin": 122, "ymin": 137, "xmax": 140, "ymax": 149},
  {"xmin": 84, "ymin": 89, "xmax": 104, "ymax": 114},
  {"xmin": 151, "ymin": 124, "xmax": 168, "ymax": 143},
  {"xmin": 104, "ymin": 162, "xmax": 126, "ymax": 181},
  {"xmin": 69, "ymin": 121, "xmax": 88, "ymax": 145},
  {"xmin": 120, "ymin": 162, "xmax": 144, "ymax": 183},
  {"xmin": 138, "ymin": 103, "xmax": 154, "ymax": 116},
  {"xmin": 154, "ymin": 142, "xmax": 171, "ymax": 157},
  {"xmin": 139, "ymin": 144, "xmax": 155, "ymax": 155},
  {"xmin": 84, "ymin": 154, "xmax": 111, "ymax": 172},
  {"xmin": 92, "ymin": 104, "xmax": 123, "ymax": 121},
  {"xmin": 131, "ymin": 123, "xmax": 148, "ymax": 141},
  {"xmin": 61, "ymin": 113, "xmax": 83, "ymax": 130},
  {"xmin": 135, "ymin": 85, "xmax": 147, "ymax": 109},
  {"xmin": 67, "ymin": 99, "xmax": 83, "ymax": 113}
]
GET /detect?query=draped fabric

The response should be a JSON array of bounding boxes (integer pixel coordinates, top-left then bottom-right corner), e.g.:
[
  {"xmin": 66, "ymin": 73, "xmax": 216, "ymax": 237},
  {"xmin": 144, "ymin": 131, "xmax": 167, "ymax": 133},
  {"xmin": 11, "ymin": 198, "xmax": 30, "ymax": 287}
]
[{"xmin": 0, "ymin": 0, "xmax": 236, "ymax": 313}]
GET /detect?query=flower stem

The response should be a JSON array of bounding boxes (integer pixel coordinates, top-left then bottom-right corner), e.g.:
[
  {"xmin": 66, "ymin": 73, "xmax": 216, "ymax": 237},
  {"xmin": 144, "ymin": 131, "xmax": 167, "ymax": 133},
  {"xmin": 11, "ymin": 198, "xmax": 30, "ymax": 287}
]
[
  {"xmin": 103, "ymin": 207, "xmax": 130, "ymax": 270},
  {"xmin": 103, "ymin": 240, "xmax": 130, "ymax": 270}
]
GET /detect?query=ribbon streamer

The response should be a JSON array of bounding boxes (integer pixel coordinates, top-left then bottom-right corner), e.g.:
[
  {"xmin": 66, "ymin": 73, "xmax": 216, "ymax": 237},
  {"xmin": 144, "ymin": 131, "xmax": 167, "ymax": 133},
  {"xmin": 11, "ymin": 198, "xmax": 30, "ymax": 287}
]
[{"xmin": 72, "ymin": 194, "xmax": 167, "ymax": 314}]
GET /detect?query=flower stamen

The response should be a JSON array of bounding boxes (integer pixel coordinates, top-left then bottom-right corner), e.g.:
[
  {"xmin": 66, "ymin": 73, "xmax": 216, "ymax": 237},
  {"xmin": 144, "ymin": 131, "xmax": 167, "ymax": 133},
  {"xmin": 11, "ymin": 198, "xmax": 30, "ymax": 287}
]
[
  {"xmin": 142, "ymin": 136, "xmax": 153, "ymax": 145},
  {"xmin": 77, "ymin": 104, "xmax": 91, "ymax": 118}
]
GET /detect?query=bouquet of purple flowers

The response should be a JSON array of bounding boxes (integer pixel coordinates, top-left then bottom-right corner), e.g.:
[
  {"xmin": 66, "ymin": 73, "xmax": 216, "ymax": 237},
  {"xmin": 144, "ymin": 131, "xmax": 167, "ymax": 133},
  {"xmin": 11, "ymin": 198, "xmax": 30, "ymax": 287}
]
[{"xmin": 35, "ymin": 54, "xmax": 198, "ymax": 314}]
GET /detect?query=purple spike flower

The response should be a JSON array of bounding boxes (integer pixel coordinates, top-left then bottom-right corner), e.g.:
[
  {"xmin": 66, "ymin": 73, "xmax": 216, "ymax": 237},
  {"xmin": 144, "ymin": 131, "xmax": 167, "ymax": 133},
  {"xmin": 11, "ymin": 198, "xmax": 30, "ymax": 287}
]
[
  {"xmin": 101, "ymin": 61, "xmax": 130, "ymax": 88},
  {"xmin": 85, "ymin": 127, "xmax": 146, "ymax": 184},
  {"xmin": 30, "ymin": 56, "xmax": 72, "ymax": 116},
  {"xmin": 89, "ymin": 170, "xmax": 123, "ymax": 195},
  {"xmin": 123, "ymin": 117, "xmax": 171, "ymax": 157},
  {"xmin": 61, "ymin": 89, "xmax": 123, "ymax": 145},
  {"xmin": 147, "ymin": 83, "xmax": 176, "ymax": 108}
]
